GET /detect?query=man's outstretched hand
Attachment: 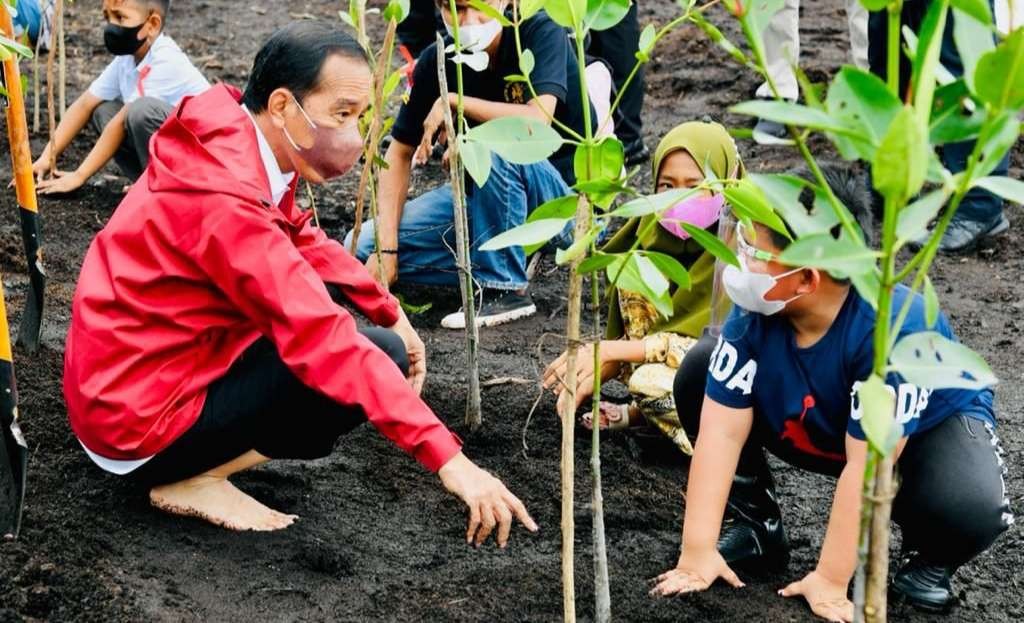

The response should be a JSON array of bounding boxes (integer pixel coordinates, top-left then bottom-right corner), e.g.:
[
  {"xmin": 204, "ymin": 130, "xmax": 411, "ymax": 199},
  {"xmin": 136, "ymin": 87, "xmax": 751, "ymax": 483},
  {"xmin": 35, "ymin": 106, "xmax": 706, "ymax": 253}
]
[
  {"xmin": 438, "ymin": 452, "xmax": 538, "ymax": 548},
  {"xmin": 388, "ymin": 308, "xmax": 426, "ymax": 394}
]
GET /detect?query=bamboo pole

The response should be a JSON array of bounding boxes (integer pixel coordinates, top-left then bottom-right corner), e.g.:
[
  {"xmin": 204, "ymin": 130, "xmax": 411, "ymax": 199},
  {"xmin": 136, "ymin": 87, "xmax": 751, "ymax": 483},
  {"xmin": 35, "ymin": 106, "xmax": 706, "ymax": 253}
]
[
  {"xmin": 32, "ymin": 33, "xmax": 41, "ymax": 132},
  {"xmin": 57, "ymin": 0, "xmax": 64, "ymax": 117}
]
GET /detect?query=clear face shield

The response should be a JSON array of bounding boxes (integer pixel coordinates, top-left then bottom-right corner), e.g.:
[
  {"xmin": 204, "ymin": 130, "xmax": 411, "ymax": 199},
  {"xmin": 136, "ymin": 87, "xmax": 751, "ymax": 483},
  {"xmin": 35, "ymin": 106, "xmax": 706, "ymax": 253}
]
[{"xmin": 706, "ymin": 208, "xmax": 738, "ymax": 338}]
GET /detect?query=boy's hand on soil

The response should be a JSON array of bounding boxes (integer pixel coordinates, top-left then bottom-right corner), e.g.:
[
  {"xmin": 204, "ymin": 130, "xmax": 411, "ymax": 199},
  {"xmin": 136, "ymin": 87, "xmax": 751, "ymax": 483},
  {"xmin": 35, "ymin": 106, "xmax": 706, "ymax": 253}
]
[
  {"xmin": 779, "ymin": 570, "xmax": 853, "ymax": 623},
  {"xmin": 438, "ymin": 452, "xmax": 538, "ymax": 549},
  {"xmin": 650, "ymin": 549, "xmax": 744, "ymax": 596},
  {"xmin": 388, "ymin": 310, "xmax": 427, "ymax": 394},
  {"xmin": 37, "ymin": 170, "xmax": 85, "ymax": 195}
]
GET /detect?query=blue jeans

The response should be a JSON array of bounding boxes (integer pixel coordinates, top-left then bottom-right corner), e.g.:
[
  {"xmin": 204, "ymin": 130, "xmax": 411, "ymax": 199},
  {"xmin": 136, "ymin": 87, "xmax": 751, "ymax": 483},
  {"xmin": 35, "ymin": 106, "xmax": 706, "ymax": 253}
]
[{"xmin": 346, "ymin": 155, "xmax": 571, "ymax": 290}]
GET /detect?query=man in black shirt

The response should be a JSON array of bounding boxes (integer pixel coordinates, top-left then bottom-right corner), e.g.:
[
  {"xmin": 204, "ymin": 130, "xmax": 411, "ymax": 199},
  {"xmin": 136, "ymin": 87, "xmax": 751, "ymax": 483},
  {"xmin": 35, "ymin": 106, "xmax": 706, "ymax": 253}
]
[{"xmin": 346, "ymin": 0, "xmax": 594, "ymax": 329}]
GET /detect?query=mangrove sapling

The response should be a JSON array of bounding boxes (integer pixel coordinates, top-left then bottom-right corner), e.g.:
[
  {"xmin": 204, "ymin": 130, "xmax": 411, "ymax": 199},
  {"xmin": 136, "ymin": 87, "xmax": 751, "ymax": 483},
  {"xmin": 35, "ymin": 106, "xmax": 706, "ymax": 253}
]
[
  {"xmin": 478, "ymin": 1, "xmax": 753, "ymax": 619},
  {"xmin": 436, "ymin": 1, "xmax": 482, "ymax": 428},
  {"xmin": 689, "ymin": 0, "xmax": 1013, "ymax": 619},
  {"xmin": 343, "ymin": 0, "xmax": 406, "ymax": 286}
]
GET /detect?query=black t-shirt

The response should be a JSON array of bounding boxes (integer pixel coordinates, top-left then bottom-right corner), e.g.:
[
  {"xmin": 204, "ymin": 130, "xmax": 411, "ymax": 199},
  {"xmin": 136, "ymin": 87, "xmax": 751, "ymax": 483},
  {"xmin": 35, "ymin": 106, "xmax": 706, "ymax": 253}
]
[{"xmin": 391, "ymin": 10, "xmax": 594, "ymax": 185}]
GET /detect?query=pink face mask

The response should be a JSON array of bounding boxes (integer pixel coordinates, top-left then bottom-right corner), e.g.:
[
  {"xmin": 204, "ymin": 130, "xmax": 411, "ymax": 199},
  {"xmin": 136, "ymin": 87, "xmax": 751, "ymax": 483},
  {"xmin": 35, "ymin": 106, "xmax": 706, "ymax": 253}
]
[
  {"xmin": 658, "ymin": 193, "xmax": 725, "ymax": 240},
  {"xmin": 284, "ymin": 94, "xmax": 364, "ymax": 180}
]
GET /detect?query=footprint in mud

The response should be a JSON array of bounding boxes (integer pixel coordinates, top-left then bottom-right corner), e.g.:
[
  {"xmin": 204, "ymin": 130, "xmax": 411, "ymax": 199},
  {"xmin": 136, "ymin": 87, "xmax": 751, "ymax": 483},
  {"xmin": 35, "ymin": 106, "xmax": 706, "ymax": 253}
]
[{"xmin": 295, "ymin": 539, "xmax": 354, "ymax": 578}]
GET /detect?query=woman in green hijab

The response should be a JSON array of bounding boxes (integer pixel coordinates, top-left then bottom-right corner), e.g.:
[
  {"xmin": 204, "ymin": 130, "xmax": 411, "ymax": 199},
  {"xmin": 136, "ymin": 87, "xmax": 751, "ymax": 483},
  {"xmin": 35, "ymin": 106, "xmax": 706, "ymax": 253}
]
[{"xmin": 543, "ymin": 121, "xmax": 742, "ymax": 453}]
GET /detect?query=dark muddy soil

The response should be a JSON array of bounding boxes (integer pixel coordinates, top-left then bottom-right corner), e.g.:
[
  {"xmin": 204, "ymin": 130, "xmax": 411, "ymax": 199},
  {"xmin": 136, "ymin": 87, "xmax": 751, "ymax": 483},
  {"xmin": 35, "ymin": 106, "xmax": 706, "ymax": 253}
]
[{"xmin": 1, "ymin": 1, "xmax": 1021, "ymax": 621}]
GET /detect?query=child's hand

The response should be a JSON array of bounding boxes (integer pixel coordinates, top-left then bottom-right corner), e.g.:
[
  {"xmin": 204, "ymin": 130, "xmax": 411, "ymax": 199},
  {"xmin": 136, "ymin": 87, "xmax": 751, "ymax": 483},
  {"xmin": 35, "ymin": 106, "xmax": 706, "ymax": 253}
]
[
  {"xmin": 31, "ymin": 156, "xmax": 55, "ymax": 183},
  {"xmin": 779, "ymin": 570, "xmax": 853, "ymax": 623},
  {"xmin": 650, "ymin": 549, "xmax": 744, "ymax": 596},
  {"xmin": 37, "ymin": 171, "xmax": 86, "ymax": 195}
]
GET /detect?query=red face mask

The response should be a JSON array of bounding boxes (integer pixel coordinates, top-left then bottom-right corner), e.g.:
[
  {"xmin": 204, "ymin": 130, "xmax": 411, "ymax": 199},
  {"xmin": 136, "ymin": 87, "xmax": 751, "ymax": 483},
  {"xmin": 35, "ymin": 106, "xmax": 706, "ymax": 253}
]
[{"xmin": 283, "ymin": 94, "xmax": 364, "ymax": 180}]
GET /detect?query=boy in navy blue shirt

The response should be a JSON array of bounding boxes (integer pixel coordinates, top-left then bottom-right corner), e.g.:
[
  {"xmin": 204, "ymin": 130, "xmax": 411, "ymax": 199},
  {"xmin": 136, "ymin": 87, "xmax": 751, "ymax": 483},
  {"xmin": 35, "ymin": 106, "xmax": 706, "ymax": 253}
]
[
  {"xmin": 652, "ymin": 168, "xmax": 1011, "ymax": 618},
  {"xmin": 345, "ymin": 0, "xmax": 593, "ymax": 329}
]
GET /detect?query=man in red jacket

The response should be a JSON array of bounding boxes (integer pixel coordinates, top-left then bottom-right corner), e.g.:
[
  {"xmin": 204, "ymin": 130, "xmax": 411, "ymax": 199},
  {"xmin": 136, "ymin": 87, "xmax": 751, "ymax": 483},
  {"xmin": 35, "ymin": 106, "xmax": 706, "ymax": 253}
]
[{"xmin": 64, "ymin": 22, "xmax": 536, "ymax": 546}]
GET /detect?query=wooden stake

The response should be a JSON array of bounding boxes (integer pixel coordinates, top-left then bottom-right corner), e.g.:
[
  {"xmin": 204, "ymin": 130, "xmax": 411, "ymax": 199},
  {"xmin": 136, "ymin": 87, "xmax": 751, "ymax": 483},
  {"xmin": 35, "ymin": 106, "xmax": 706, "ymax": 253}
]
[{"xmin": 57, "ymin": 0, "xmax": 65, "ymax": 118}]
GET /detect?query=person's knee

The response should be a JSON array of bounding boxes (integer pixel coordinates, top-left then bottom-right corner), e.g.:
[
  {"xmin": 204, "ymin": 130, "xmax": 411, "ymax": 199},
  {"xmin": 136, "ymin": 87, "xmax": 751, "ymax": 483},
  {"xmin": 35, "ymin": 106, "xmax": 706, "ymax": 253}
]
[
  {"xmin": 360, "ymin": 327, "xmax": 409, "ymax": 377},
  {"xmin": 344, "ymin": 222, "xmax": 375, "ymax": 262},
  {"xmin": 124, "ymin": 97, "xmax": 171, "ymax": 134}
]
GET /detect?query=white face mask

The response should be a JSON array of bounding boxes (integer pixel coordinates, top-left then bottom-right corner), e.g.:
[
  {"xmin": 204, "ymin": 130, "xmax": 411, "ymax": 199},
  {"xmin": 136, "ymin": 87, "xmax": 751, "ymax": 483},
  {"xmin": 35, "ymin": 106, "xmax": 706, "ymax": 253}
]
[
  {"xmin": 722, "ymin": 257, "xmax": 806, "ymax": 316},
  {"xmin": 445, "ymin": 17, "xmax": 503, "ymax": 71}
]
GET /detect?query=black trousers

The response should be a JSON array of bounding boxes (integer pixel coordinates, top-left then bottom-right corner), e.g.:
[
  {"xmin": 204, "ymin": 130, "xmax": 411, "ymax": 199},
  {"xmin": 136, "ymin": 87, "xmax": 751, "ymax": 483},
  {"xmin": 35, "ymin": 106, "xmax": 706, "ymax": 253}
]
[
  {"xmin": 867, "ymin": 0, "xmax": 1007, "ymax": 224},
  {"xmin": 673, "ymin": 332, "xmax": 1012, "ymax": 567},
  {"xmin": 132, "ymin": 327, "xmax": 409, "ymax": 487},
  {"xmin": 586, "ymin": 2, "xmax": 645, "ymax": 147}
]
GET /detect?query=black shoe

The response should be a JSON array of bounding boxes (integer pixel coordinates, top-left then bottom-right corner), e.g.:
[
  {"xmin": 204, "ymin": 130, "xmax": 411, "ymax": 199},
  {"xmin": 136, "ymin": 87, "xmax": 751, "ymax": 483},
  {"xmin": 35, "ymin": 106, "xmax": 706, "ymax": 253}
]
[
  {"xmin": 909, "ymin": 213, "xmax": 1009, "ymax": 254},
  {"xmin": 623, "ymin": 139, "xmax": 650, "ymax": 167},
  {"xmin": 890, "ymin": 556, "xmax": 955, "ymax": 613},
  {"xmin": 717, "ymin": 467, "xmax": 790, "ymax": 570},
  {"xmin": 753, "ymin": 117, "xmax": 789, "ymax": 141},
  {"xmin": 440, "ymin": 290, "xmax": 536, "ymax": 329}
]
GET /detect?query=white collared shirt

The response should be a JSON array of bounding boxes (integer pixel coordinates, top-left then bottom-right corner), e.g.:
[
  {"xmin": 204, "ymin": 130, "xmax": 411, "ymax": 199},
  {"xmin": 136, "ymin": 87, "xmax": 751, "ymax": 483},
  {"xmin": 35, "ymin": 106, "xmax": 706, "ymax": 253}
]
[
  {"xmin": 88, "ymin": 33, "xmax": 209, "ymax": 106},
  {"xmin": 243, "ymin": 106, "xmax": 296, "ymax": 207}
]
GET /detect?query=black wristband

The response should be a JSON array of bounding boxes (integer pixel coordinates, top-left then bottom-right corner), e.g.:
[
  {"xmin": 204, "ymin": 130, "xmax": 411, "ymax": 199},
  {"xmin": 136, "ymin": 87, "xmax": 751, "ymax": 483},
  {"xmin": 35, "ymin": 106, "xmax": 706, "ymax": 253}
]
[{"xmin": 378, "ymin": 249, "xmax": 399, "ymax": 254}]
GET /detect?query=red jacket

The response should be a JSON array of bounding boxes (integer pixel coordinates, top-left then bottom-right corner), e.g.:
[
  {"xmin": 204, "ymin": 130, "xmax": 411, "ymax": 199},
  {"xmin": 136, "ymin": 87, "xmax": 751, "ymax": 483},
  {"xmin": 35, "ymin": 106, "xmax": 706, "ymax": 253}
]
[{"xmin": 64, "ymin": 84, "xmax": 461, "ymax": 472}]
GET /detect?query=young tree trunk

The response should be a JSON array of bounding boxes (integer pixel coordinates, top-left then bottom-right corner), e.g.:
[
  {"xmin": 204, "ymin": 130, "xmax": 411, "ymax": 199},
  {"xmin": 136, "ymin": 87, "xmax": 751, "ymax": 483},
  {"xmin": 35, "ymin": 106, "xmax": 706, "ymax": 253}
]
[
  {"xmin": 57, "ymin": 1, "xmax": 65, "ymax": 117},
  {"xmin": 348, "ymin": 17, "xmax": 397, "ymax": 288},
  {"xmin": 435, "ymin": 34, "xmax": 482, "ymax": 429},
  {"xmin": 589, "ymin": 238, "xmax": 610, "ymax": 623},
  {"xmin": 45, "ymin": 0, "xmax": 62, "ymax": 175},
  {"xmin": 864, "ymin": 453, "xmax": 896, "ymax": 622},
  {"xmin": 32, "ymin": 34, "xmax": 41, "ymax": 133}
]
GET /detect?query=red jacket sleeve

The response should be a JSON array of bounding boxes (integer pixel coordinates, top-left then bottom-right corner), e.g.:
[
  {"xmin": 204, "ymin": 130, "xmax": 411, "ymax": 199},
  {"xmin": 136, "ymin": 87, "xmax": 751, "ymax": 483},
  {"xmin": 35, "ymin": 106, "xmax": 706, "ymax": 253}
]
[
  {"xmin": 285, "ymin": 190, "xmax": 400, "ymax": 328},
  {"xmin": 194, "ymin": 198, "xmax": 460, "ymax": 472}
]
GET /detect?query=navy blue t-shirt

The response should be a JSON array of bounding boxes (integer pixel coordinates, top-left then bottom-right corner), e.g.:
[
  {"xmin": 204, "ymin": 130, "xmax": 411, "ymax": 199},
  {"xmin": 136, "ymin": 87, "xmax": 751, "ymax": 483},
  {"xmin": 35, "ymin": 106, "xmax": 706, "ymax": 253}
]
[
  {"xmin": 705, "ymin": 285, "xmax": 995, "ymax": 462},
  {"xmin": 391, "ymin": 10, "xmax": 595, "ymax": 185}
]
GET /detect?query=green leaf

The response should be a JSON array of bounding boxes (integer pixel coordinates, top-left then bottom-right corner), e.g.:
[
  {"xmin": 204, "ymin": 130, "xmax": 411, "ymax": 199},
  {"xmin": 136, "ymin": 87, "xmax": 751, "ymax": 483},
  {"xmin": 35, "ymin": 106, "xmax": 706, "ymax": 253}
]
[
  {"xmin": 858, "ymin": 0, "xmax": 890, "ymax": 11},
  {"xmin": 609, "ymin": 187, "xmax": 699, "ymax": 218},
  {"xmin": 974, "ymin": 27, "xmax": 1024, "ymax": 110},
  {"xmin": 479, "ymin": 218, "xmax": 570, "ymax": 251},
  {"xmin": 555, "ymin": 225, "xmax": 601, "ymax": 265},
  {"xmin": 731, "ymin": 100, "xmax": 852, "ymax": 134},
  {"xmin": 382, "ymin": 70, "xmax": 403, "ymax": 99},
  {"xmin": 857, "ymin": 375, "xmax": 900, "ymax": 455},
  {"xmin": 579, "ymin": 251, "xmax": 618, "ymax": 274},
  {"xmin": 459, "ymin": 136, "xmax": 492, "ymax": 188},
  {"xmin": 974, "ymin": 113, "xmax": 1021, "ymax": 179},
  {"xmin": 691, "ymin": 12, "xmax": 750, "ymax": 66},
  {"xmin": 519, "ymin": 48, "xmax": 535, "ymax": 77},
  {"xmin": 896, "ymin": 188, "xmax": 950, "ymax": 244},
  {"xmin": 724, "ymin": 178, "xmax": 791, "ymax": 240},
  {"xmin": 573, "ymin": 137, "xmax": 624, "ymax": 185},
  {"xmin": 585, "ymin": 0, "xmax": 631, "ymax": 31},
  {"xmin": 871, "ymin": 106, "xmax": 929, "ymax": 202},
  {"xmin": 338, "ymin": 9, "xmax": 356, "ymax": 28},
  {"xmin": 466, "ymin": 0, "xmax": 512, "ymax": 26},
  {"xmin": 825, "ymin": 67, "xmax": 902, "ymax": 161},
  {"xmin": 950, "ymin": 0, "xmax": 993, "ymax": 25},
  {"xmin": 520, "ymin": 0, "xmax": 546, "ymax": 20},
  {"xmin": 923, "ymin": 275, "xmax": 939, "ymax": 328},
  {"xmin": 742, "ymin": 0, "xmax": 786, "ymax": 63},
  {"xmin": 952, "ymin": 8, "xmax": 994, "ymax": 94},
  {"xmin": 636, "ymin": 23, "xmax": 656, "ymax": 61},
  {"xmin": 850, "ymin": 270, "xmax": 881, "ymax": 311},
  {"xmin": 749, "ymin": 173, "xmax": 840, "ymax": 237},
  {"xmin": 573, "ymin": 178, "xmax": 629, "ymax": 209},
  {"xmin": 778, "ymin": 232, "xmax": 879, "ymax": 274},
  {"xmin": 545, "ymin": 0, "xmax": 587, "ymax": 28},
  {"xmin": 681, "ymin": 222, "xmax": 740, "ymax": 268},
  {"xmin": 642, "ymin": 251, "xmax": 692, "ymax": 290},
  {"xmin": 527, "ymin": 194, "xmax": 579, "ymax": 223},
  {"xmin": 929, "ymin": 79, "xmax": 984, "ymax": 145},
  {"xmin": 466, "ymin": 116, "xmax": 564, "ymax": 165},
  {"xmin": 0, "ymin": 32, "xmax": 32, "ymax": 58},
  {"xmin": 890, "ymin": 331, "xmax": 998, "ymax": 390},
  {"xmin": 972, "ymin": 176, "xmax": 1024, "ymax": 205},
  {"xmin": 396, "ymin": 293, "xmax": 433, "ymax": 315},
  {"xmin": 607, "ymin": 255, "xmax": 673, "ymax": 318},
  {"xmin": 910, "ymin": 0, "xmax": 950, "ymax": 118},
  {"xmin": 383, "ymin": 0, "xmax": 410, "ymax": 23}
]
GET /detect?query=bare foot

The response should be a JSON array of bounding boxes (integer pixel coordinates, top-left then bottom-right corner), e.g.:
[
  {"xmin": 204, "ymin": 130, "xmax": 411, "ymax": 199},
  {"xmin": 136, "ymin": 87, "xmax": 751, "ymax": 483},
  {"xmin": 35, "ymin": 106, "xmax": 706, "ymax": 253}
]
[{"xmin": 149, "ymin": 474, "xmax": 298, "ymax": 531}]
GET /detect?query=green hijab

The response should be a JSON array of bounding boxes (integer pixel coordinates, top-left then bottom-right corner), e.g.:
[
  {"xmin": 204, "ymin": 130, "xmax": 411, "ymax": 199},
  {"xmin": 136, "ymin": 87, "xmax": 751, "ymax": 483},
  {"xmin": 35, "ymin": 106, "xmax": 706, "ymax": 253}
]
[{"xmin": 604, "ymin": 121, "xmax": 743, "ymax": 339}]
